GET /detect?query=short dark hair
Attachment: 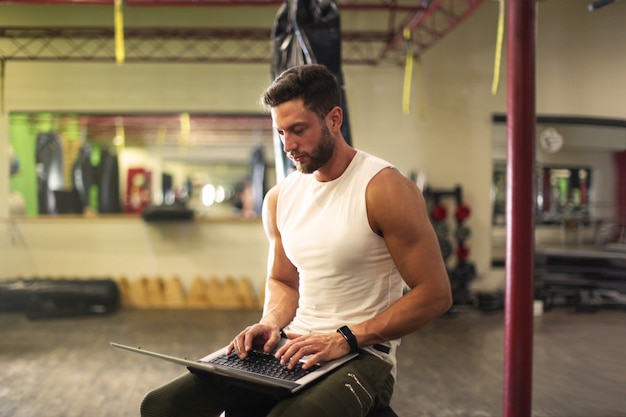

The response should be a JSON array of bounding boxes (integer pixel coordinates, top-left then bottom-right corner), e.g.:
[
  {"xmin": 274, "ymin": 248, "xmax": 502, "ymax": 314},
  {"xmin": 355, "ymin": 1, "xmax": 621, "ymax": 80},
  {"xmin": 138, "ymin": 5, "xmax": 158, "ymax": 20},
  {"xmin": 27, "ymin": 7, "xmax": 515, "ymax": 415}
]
[{"xmin": 261, "ymin": 64, "xmax": 342, "ymax": 120}]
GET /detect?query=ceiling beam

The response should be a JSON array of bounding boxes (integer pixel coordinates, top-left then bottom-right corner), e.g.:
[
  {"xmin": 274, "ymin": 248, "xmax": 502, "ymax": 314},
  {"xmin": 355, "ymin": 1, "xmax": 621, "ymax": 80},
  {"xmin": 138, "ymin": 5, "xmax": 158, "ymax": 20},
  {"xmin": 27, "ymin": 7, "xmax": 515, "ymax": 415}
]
[
  {"xmin": 0, "ymin": 0, "xmax": 424, "ymax": 11},
  {"xmin": 0, "ymin": 26, "xmax": 400, "ymax": 65},
  {"xmin": 0, "ymin": 1, "xmax": 484, "ymax": 64}
]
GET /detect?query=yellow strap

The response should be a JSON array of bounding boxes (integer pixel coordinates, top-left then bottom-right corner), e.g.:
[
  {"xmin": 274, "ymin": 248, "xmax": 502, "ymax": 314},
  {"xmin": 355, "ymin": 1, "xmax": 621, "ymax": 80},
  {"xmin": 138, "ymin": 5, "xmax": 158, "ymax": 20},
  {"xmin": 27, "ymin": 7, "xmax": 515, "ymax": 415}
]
[
  {"xmin": 114, "ymin": 0, "xmax": 125, "ymax": 64},
  {"xmin": 114, "ymin": 116, "xmax": 125, "ymax": 148},
  {"xmin": 179, "ymin": 112, "xmax": 190, "ymax": 156},
  {"xmin": 157, "ymin": 125, "xmax": 167, "ymax": 147},
  {"xmin": 491, "ymin": 0, "xmax": 505, "ymax": 95},
  {"xmin": 0, "ymin": 59, "xmax": 5, "ymax": 114},
  {"xmin": 180, "ymin": 112, "xmax": 190, "ymax": 137},
  {"xmin": 402, "ymin": 27, "xmax": 413, "ymax": 115}
]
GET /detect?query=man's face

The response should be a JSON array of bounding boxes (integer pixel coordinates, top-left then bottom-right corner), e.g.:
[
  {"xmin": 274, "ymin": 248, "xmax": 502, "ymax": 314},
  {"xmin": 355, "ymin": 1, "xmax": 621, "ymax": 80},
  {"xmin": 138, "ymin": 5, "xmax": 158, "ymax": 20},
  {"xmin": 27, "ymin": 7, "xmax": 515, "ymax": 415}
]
[{"xmin": 271, "ymin": 99, "xmax": 335, "ymax": 174}]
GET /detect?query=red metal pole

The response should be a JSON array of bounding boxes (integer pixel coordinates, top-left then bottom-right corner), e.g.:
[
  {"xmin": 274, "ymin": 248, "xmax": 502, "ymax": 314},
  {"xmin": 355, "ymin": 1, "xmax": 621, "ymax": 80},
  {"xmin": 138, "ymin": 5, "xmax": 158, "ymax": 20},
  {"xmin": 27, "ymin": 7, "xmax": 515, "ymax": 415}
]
[{"xmin": 504, "ymin": 0, "xmax": 536, "ymax": 416}]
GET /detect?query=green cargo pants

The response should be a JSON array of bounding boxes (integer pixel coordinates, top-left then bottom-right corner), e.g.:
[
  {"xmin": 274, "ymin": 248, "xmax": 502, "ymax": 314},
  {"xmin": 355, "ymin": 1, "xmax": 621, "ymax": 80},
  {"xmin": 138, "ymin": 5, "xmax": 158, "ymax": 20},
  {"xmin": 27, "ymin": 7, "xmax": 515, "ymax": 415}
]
[{"xmin": 141, "ymin": 351, "xmax": 394, "ymax": 417}]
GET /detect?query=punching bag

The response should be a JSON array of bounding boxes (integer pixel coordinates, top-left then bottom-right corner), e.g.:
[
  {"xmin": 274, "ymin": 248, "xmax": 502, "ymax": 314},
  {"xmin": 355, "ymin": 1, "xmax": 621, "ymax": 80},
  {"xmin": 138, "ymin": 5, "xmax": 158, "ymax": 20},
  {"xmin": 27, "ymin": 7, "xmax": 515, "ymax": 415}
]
[
  {"xmin": 270, "ymin": 0, "xmax": 352, "ymax": 180},
  {"xmin": 36, "ymin": 132, "xmax": 64, "ymax": 214}
]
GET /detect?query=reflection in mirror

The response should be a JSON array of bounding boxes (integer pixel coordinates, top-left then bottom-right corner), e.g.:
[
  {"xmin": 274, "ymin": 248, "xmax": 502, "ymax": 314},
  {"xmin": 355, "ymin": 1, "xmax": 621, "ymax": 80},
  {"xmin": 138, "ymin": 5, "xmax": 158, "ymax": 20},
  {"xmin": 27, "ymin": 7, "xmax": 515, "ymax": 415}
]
[
  {"xmin": 491, "ymin": 114, "xmax": 626, "ymax": 263},
  {"xmin": 9, "ymin": 112, "xmax": 275, "ymax": 218},
  {"xmin": 537, "ymin": 166, "xmax": 592, "ymax": 224},
  {"xmin": 492, "ymin": 114, "xmax": 625, "ymax": 225},
  {"xmin": 492, "ymin": 162, "xmax": 593, "ymax": 226}
]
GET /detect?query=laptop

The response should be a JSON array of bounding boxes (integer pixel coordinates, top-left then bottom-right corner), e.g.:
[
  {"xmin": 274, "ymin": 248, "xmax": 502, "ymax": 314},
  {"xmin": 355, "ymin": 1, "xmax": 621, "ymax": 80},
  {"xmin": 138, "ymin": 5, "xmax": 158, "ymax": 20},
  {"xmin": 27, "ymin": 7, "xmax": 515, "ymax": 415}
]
[{"xmin": 110, "ymin": 339, "xmax": 358, "ymax": 397}]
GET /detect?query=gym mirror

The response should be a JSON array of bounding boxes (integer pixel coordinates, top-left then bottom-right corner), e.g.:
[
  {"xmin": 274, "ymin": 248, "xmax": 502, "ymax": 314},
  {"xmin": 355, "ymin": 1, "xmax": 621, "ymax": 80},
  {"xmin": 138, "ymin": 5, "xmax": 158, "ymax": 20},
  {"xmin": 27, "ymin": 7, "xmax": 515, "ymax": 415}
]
[{"xmin": 8, "ymin": 112, "xmax": 275, "ymax": 219}]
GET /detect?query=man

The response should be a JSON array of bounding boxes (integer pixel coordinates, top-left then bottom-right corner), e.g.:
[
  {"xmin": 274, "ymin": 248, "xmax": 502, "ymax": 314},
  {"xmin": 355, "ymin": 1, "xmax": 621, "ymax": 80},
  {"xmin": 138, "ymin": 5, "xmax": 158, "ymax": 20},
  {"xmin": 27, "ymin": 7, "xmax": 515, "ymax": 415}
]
[{"xmin": 141, "ymin": 64, "xmax": 452, "ymax": 417}]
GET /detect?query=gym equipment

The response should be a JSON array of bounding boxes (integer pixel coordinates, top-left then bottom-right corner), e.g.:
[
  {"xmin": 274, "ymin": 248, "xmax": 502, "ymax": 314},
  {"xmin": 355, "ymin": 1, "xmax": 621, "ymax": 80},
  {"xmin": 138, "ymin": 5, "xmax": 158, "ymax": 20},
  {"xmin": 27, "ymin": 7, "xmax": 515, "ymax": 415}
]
[
  {"xmin": 423, "ymin": 185, "xmax": 476, "ymax": 308},
  {"xmin": 72, "ymin": 143, "xmax": 96, "ymax": 212},
  {"xmin": 99, "ymin": 149, "xmax": 123, "ymax": 213},
  {"xmin": 534, "ymin": 246, "xmax": 626, "ymax": 312},
  {"xmin": 433, "ymin": 220, "xmax": 450, "ymax": 238},
  {"xmin": 0, "ymin": 278, "xmax": 120, "ymax": 319},
  {"xmin": 456, "ymin": 243, "xmax": 470, "ymax": 262},
  {"xmin": 455, "ymin": 225, "xmax": 471, "ymax": 243},
  {"xmin": 475, "ymin": 291, "xmax": 505, "ymax": 313},
  {"xmin": 455, "ymin": 203, "xmax": 471, "ymax": 221},
  {"xmin": 53, "ymin": 189, "xmax": 83, "ymax": 214},
  {"xmin": 439, "ymin": 239, "xmax": 454, "ymax": 261},
  {"xmin": 141, "ymin": 202, "xmax": 194, "ymax": 222},
  {"xmin": 431, "ymin": 204, "xmax": 448, "ymax": 221},
  {"xmin": 270, "ymin": 0, "xmax": 351, "ymax": 180},
  {"xmin": 36, "ymin": 132, "xmax": 64, "ymax": 214},
  {"xmin": 249, "ymin": 145, "xmax": 267, "ymax": 216}
]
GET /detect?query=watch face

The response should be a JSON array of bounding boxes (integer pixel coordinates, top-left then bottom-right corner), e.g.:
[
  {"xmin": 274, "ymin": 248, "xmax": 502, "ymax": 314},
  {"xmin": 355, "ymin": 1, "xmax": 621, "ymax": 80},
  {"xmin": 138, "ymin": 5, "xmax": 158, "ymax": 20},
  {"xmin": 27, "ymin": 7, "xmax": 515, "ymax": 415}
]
[{"xmin": 539, "ymin": 127, "xmax": 564, "ymax": 153}]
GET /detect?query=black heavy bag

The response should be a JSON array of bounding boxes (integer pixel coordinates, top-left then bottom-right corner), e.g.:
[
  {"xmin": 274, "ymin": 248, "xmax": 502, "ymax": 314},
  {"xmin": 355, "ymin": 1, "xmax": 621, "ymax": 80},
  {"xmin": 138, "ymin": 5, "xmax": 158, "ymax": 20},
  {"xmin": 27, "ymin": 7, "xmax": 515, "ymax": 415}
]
[
  {"xmin": 36, "ymin": 132, "xmax": 64, "ymax": 214},
  {"xmin": 99, "ymin": 149, "xmax": 122, "ymax": 213},
  {"xmin": 0, "ymin": 278, "xmax": 120, "ymax": 319},
  {"xmin": 249, "ymin": 145, "xmax": 267, "ymax": 215},
  {"xmin": 72, "ymin": 143, "xmax": 96, "ymax": 212},
  {"xmin": 270, "ymin": 0, "xmax": 352, "ymax": 179}
]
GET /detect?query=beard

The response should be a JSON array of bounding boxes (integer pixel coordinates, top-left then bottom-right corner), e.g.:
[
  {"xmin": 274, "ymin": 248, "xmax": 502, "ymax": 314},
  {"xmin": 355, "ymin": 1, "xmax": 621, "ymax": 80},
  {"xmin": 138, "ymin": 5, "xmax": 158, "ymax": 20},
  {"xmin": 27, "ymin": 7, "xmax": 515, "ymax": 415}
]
[{"xmin": 292, "ymin": 124, "xmax": 335, "ymax": 174}]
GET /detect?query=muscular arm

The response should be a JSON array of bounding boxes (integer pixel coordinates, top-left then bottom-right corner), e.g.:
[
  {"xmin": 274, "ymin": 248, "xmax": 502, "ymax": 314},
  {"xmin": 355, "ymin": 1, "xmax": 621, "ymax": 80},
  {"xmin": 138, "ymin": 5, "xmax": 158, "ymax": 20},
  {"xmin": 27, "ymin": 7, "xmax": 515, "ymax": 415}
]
[
  {"xmin": 228, "ymin": 184, "xmax": 300, "ymax": 358},
  {"xmin": 259, "ymin": 184, "xmax": 300, "ymax": 331},
  {"xmin": 350, "ymin": 167, "xmax": 453, "ymax": 347}
]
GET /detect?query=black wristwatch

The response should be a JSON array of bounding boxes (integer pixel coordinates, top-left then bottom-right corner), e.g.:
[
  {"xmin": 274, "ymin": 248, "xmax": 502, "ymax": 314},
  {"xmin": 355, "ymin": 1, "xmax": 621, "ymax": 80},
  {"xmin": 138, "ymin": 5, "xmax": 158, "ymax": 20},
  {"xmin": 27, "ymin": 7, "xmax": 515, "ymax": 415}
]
[{"xmin": 337, "ymin": 325, "xmax": 358, "ymax": 353}]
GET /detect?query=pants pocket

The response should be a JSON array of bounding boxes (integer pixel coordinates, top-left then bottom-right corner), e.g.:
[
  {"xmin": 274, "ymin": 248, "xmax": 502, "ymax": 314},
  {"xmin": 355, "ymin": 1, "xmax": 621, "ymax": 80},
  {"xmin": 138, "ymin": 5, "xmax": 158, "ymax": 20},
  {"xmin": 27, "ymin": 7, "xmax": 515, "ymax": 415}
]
[{"xmin": 267, "ymin": 352, "xmax": 394, "ymax": 417}]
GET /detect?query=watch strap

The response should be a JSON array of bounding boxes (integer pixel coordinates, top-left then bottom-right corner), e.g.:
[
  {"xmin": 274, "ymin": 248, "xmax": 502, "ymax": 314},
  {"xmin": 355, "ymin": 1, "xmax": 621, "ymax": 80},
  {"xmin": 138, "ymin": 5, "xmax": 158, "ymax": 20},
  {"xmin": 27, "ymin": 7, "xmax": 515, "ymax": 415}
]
[{"xmin": 337, "ymin": 325, "xmax": 358, "ymax": 353}]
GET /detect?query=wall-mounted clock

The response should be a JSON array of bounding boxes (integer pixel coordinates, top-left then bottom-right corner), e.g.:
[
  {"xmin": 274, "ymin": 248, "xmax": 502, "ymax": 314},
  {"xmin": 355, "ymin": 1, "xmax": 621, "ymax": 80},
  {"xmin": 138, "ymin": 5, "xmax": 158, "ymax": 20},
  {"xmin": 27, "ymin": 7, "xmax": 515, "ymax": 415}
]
[{"xmin": 539, "ymin": 127, "xmax": 564, "ymax": 153}]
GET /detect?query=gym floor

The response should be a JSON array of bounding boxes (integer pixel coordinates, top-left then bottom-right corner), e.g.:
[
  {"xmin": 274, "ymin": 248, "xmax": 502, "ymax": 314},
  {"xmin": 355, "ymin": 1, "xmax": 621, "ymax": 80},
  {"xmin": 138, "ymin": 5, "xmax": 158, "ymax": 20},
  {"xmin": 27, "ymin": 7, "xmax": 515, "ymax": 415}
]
[{"xmin": 1, "ymin": 307, "xmax": 625, "ymax": 417}]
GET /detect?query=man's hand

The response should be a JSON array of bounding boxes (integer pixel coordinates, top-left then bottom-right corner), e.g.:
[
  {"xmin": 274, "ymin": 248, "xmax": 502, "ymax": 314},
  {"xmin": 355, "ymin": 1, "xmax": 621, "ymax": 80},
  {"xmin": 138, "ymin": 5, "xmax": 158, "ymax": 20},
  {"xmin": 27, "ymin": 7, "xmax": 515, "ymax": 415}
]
[
  {"xmin": 274, "ymin": 331, "xmax": 352, "ymax": 370},
  {"xmin": 227, "ymin": 323, "xmax": 282, "ymax": 360}
]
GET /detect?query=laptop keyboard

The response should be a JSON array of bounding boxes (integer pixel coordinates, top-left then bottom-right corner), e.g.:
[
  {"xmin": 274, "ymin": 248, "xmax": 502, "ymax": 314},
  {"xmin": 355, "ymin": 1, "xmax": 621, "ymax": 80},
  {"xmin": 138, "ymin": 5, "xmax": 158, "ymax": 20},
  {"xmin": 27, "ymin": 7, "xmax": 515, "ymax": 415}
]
[{"xmin": 206, "ymin": 350, "xmax": 320, "ymax": 382}]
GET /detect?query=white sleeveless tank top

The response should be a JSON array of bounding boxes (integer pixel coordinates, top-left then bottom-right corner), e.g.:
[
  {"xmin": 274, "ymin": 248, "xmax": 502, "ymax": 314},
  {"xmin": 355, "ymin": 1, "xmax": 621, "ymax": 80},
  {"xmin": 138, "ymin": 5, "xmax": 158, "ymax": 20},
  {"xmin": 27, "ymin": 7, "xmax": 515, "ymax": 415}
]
[{"xmin": 276, "ymin": 150, "xmax": 405, "ymax": 375}]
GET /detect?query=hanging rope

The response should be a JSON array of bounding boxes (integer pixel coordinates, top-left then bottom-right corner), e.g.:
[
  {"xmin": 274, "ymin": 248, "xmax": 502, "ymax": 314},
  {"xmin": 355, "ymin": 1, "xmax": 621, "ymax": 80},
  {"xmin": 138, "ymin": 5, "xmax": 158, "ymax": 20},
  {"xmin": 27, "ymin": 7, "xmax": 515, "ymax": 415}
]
[
  {"xmin": 402, "ymin": 27, "xmax": 414, "ymax": 115},
  {"xmin": 114, "ymin": 0, "xmax": 125, "ymax": 64},
  {"xmin": 491, "ymin": 0, "xmax": 505, "ymax": 95},
  {"xmin": 179, "ymin": 112, "xmax": 190, "ymax": 157},
  {"xmin": 0, "ymin": 59, "xmax": 5, "ymax": 114},
  {"xmin": 114, "ymin": 116, "xmax": 125, "ymax": 148}
]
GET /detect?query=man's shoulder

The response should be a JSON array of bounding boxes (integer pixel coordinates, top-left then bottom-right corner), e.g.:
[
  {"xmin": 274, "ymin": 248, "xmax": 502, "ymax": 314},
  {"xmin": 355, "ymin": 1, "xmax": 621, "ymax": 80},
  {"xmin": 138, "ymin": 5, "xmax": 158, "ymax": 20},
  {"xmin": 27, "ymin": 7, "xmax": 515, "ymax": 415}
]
[
  {"xmin": 368, "ymin": 166, "xmax": 406, "ymax": 190},
  {"xmin": 354, "ymin": 151, "xmax": 397, "ymax": 181},
  {"xmin": 269, "ymin": 172, "xmax": 305, "ymax": 208},
  {"xmin": 356, "ymin": 150, "xmax": 394, "ymax": 168},
  {"xmin": 366, "ymin": 161, "xmax": 418, "ymax": 202}
]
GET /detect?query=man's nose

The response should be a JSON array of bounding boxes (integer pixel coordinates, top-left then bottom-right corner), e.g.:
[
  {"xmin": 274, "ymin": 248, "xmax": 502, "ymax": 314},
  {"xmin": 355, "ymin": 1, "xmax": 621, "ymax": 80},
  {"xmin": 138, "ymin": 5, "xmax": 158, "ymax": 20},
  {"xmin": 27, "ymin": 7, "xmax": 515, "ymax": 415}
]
[{"xmin": 282, "ymin": 133, "xmax": 297, "ymax": 153}]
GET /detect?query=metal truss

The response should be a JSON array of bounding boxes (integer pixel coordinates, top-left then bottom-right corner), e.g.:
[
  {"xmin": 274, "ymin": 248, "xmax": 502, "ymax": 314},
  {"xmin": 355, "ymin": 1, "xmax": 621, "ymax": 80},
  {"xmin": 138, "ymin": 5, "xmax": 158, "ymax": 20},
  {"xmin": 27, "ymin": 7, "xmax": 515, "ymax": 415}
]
[
  {"xmin": 385, "ymin": 0, "xmax": 485, "ymax": 55},
  {"xmin": 0, "ymin": 0, "xmax": 432, "ymax": 11},
  {"xmin": 0, "ymin": 0, "xmax": 484, "ymax": 65}
]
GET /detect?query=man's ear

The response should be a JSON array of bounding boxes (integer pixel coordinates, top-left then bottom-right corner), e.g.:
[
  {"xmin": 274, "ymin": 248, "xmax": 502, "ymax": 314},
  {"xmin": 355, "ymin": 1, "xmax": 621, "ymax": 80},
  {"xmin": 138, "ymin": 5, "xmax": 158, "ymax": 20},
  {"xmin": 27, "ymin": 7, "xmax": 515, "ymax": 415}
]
[{"xmin": 326, "ymin": 106, "xmax": 343, "ymax": 132}]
